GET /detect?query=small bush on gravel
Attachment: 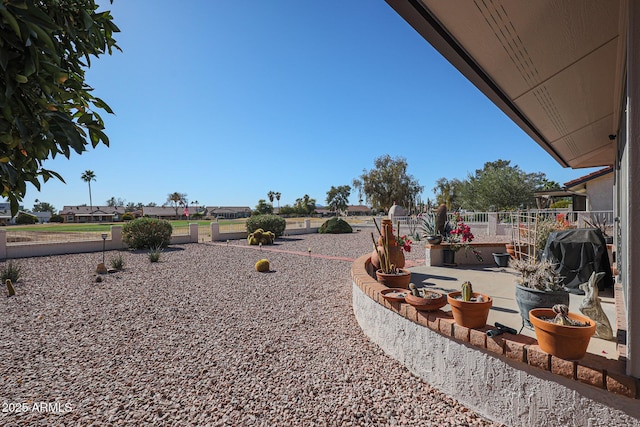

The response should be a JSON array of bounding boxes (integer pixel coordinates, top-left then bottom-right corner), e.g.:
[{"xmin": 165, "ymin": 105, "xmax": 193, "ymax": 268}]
[
  {"xmin": 1, "ymin": 260, "xmax": 22, "ymax": 283},
  {"xmin": 148, "ymin": 246, "xmax": 162, "ymax": 262},
  {"xmin": 318, "ymin": 217, "xmax": 353, "ymax": 234},
  {"xmin": 246, "ymin": 214, "xmax": 286, "ymax": 237},
  {"xmin": 122, "ymin": 218, "xmax": 172, "ymax": 250},
  {"xmin": 110, "ymin": 254, "xmax": 125, "ymax": 270}
]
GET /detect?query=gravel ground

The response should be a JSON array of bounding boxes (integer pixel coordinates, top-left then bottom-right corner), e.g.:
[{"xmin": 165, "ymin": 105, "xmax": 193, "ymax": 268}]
[{"xmin": 0, "ymin": 229, "xmax": 501, "ymax": 426}]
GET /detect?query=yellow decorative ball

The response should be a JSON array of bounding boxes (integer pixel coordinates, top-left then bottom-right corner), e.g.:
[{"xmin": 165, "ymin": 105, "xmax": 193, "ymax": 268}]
[{"xmin": 255, "ymin": 259, "xmax": 270, "ymax": 272}]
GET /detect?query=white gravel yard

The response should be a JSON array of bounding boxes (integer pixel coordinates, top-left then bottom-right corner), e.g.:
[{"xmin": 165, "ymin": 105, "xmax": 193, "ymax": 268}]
[{"xmin": 0, "ymin": 230, "xmax": 499, "ymax": 426}]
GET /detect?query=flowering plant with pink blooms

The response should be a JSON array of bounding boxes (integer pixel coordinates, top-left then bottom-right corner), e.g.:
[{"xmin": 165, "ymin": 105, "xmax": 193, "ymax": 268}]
[
  {"xmin": 396, "ymin": 234, "xmax": 412, "ymax": 253},
  {"xmin": 445, "ymin": 212, "xmax": 482, "ymax": 261}
]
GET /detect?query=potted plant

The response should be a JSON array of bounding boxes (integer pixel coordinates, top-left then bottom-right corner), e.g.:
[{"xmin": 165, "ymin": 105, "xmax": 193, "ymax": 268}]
[
  {"xmin": 419, "ymin": 211, "xmax": 442, "ymax": 245},
  {"xmin": 405, "ymin": 283, "xmax": 447, "ymax": 311},
  {"xmin": 511, "ymin": 258, "xmax": 569, "ymax": 329},
  {"xmin": 529, "ymin": 304, "xmax": 596, "ymax": 360},
  {"xmin": 447, "ymin": 281, "xmax": 492, "ymax": 328},
  {"xmin": 371, "ymin": 220, "xmax": 411, "ymax": 289},
  {"xmin": 370, "ymin": 218, "xmax": 410, "ymax": 270},
  {"xmin": 443, "ymin": 212, "xmax": 483, "ymax": 265}
]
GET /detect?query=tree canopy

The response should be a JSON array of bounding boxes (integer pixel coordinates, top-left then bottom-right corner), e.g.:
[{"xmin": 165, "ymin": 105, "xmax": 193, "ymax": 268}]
[
  {"xmin": 166, "ymin": 192, "xmax": 187, "ymax": 218},
  {"xmin": 359, "ymin": 155, "xmax": 423, "ymax": 213},
  {"xmin": 0, "ymin": 0, "xmax": 120, "ymax": 214},
  {"xmin": 445, "ymin": 160, "xmax": 547, "ymax": 211},
  {"xmin": 326, "ymin": 185, "xmax": 350, "ymax": 215}
]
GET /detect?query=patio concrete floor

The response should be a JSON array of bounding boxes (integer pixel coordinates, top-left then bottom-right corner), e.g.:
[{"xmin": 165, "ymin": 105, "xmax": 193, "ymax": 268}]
[{"xmin": 407, "ymin": 263, "xmax": 619, "ymax": 359}]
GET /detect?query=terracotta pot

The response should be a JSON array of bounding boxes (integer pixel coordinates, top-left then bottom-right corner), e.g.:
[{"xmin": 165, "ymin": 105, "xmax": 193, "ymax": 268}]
[
  {"xmin": 447, "ymin": 291, "xmax": 492, "ymax": 329},
  {"xmin": 529, "ymin": 308, "xmax": 596, "ymax": 360},
  {"xmin": 370, "ymin": 245, "xmax": 405, "ymax": 270},
  {"xmin": 505, "ymin": 244, "xmax": 516, "ymax": 259},
  {"xmin": 375, "ymin": 268, "xmax": 411, "ymax": 289},
  {"xmin": 405, "ymin": 291, "xmax": 447, "ymax": 311}
]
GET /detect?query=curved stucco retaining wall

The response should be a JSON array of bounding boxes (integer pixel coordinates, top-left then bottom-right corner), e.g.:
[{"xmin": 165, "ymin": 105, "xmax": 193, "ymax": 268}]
[{"xmin": 351, "ymin": 254, "xmax": 640, "ymax": 426}]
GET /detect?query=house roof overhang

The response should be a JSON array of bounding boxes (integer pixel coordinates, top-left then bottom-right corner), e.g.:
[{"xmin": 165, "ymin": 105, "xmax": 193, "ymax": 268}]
[{"xmin": 385, "ymin": 0, "xmax": 626, "ymax": 168}]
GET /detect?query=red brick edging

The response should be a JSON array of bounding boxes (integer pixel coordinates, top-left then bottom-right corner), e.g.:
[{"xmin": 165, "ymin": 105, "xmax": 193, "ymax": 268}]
[{"xmin": 350, "ymin": 254, "xmax": 639, "ymax": 399}]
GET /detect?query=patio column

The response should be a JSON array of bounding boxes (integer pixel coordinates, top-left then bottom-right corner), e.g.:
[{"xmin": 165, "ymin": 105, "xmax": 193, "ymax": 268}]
[{"xmin": 625, "ymin": 0, "xmax": 640, "ymax": 378}]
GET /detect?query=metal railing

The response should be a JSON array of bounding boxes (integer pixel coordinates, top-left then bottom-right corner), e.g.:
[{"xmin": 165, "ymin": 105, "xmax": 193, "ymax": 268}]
[{"xmin": 5, "ymin": 230, "xmax": 111, "ymax": 245}]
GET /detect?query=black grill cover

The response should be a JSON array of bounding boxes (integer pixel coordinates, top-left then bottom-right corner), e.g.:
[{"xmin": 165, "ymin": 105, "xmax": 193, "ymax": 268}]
[{"xmin": 542, "ymin": 228, "xmax": 613, "ymax": 294}]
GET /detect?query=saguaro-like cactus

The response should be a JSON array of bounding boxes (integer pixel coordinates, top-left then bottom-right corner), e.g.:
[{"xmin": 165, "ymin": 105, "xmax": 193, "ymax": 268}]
[{"xmin": 461, "ymin": 281, "xmax": 473, "ymax": 301}]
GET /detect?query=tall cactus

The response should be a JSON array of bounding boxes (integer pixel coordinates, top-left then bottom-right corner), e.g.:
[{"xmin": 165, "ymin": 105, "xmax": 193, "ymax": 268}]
[
  {"xmin": 461, "ymin": 281, "xmax": 473, "ymax": 301},
  {"xmin": 435, "ymin": 204, "xmax": 447, "ymax": 236}
]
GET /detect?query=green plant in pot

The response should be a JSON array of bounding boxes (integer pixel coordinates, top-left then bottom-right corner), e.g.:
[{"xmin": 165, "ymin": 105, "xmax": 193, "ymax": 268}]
[
  {"xmin": 419, "ymin": 211, "xmax": 442, "ymax": 245},
  {"xmin": 447, "ymin": 281, "xmax": 493, "ymax": 328},
  {"xmin": 511, "ymin": 257, "xmax": 569, "ymax": 330},
  {"xmin": 371, "ymin": 220, "xmax": 411, "ymax": 289}
]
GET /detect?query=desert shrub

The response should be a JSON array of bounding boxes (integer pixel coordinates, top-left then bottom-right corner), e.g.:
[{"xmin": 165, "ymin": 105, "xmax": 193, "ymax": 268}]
[
  {"xmin": 318, "ymin": 217, "xmax": 353, "ymax": 234},
  {"xmin": 121, "ymin": 212, "xmax": 135, "ymax": 221},
  {"xmin": 0, "ymin": 260, "xmax": 22, "ymax": 283},
  {"xmin": 16, "ymin": 212, "xmax": 38, "ymax": 224},
  {"xmin": 122, "ymin": 218, "xmax": 172, "ymax": 250},
  {"xmin": 110, "ymin": 254, "xmax": 125, "ymax": 270},
  {"xmin": 246, "ymin": 214, "xmax": 286, "ymax": 237},
  {"xmin": 49, "ymin": 214, "xmax": 64, "ymax": 223},
  {"xmin": 148, "ymin": 246, "xmax": 163, "ymax": 262}
]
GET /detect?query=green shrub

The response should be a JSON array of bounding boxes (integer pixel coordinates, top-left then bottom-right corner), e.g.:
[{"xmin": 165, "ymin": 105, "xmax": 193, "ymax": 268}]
[
  {"xmin": 549, "ymin": 199, "xmax": 571, "ymax": 209},
  {"xmin": 16, "ymin": 212, "xmax": 38, "ymax": 224},
  {"xmin": 1, "ymin": 260, "xmax": 22, "ymax": 283},
  {"xmin": 121, "ymin": 212, "xmax": 135, "ymax": 221},
  {"xmin": 110, "ymin": 254, "xmax": 125, "ymax": 270},
  {"xmin": 148, "ymin": 246, "xmax": 163, "ymax": 262},
  {"xmin": 122, "ymin": 218, "xmax": 172, "ymax": 250},
  {"xmin": 246, "ymin": 214, "xmax": 286, "ymax": 237},
  {"xmin": 318, "ymin": 217, "xmax": 353, "ymax": 234},
  {"xmin": 49, "ymin": 214, "xmax": 64, "ymax": 223}
]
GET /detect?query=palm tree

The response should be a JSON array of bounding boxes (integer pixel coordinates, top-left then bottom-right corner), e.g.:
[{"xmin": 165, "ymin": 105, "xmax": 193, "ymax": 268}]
[
  {"xmin": 81, "ymin": 170, "xmax": 96, "ymax": 222},
  {"xmin": 267, "ymin": 191, "xmax": 275, "ymax": 205},
  {"xmin": 166, "ymin": 192, "xmax": 187, "ymax": 219},
  {"xmin": 275, "ymin": 192, "xmax": 281, "ymax": 209}
]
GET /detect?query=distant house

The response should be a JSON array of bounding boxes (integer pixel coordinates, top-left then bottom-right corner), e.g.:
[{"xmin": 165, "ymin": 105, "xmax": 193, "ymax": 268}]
[
  {"xmin": 142, "ymin": 206, "xmax": 185, "ymax": 220},
  {"xmin": 59, "ymin": 206, "xmax": 126, "ymax": 223},
  {"xmin": 205, "ymin": 206, "xmax": 251, "ymax": 219},
  {"xmin": 564, "ymin": 166, "xmax": 614, "ymax": 211},
  {"xmin": 346, "ymin": 205, "xmax": 373, "ymax": 216}
]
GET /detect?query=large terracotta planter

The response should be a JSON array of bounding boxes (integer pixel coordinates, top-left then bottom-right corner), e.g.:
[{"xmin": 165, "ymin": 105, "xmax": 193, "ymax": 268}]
[
  {"xmin": 529, "ymin": 308, "xmax": 596, "ymax": 360},
  {"xmin": 405, "ymin": 291, "xmax": 447, "ymax": 311},
  {"xmin": 370, "ymin": 219, "xmax": 405, "ymax": 270},
  {"xmin": 375, "ymin": 269, "xmax": 411, "ymax": 289},
  {"xmin": 447, "ymin": 291, "xmax": 493, "ymax": 328}
]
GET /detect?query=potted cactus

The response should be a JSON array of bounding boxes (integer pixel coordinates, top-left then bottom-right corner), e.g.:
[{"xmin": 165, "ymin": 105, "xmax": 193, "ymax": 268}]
[
  {"xmin": 371, "ymin": 219, "xmax": 411, "ymax": 289},
  {"xmin": 447, "ymin": 281, "xmax": 493, "ymax": 328},
  {"xmin": 404, "ymin": 283, "xmax": 447, "ymax": 311},
  {"xmin": 529, "ymin": 304, "xmax": 596, "ymax": 360}
]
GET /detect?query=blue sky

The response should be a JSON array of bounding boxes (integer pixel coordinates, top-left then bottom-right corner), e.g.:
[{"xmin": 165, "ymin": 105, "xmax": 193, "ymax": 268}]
[{"xmin": 21, "ymin": 0, "xmax": 599, "ymax": 211}]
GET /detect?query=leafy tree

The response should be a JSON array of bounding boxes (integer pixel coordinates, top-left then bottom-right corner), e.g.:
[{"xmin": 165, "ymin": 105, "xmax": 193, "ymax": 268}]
[
  {"xmin": 107, "ymin": 196, "xmax": 126, "ymax": 207},
  {"xmin": 352, "ymin": 178, "xmax": 363, "ymax": 204},
  {"xmin": 0, "ymin": 0, "xmax": 120, "ymax": 215},
  {"xmin": 359, "ymin": 155, "xmax": 423, "ymax": 213},
  {"xmin": 32, "ymin": 199, "xmax": 56, "ymax": 214},
  {"xmin": 326, "ymin": 185, "xmax": 351, "ymax": 215},
  {"xmin": 166, "ymin": 192, "xmax": 187, "ymax": 219},
  {"xmin": 432, "ymin": 177, "xmax": 463, "ymax": 211},
  {"xmin": 81, "ymin": 170, "xmax": 96, "ymax": 220},
  {"xmin": 253, "ymin": 199, "xmax": 273, "ymax": 215},
  {"xmin": 16, "ymin": 212, "xmax": 37, "ymax": 224},
  {"xmin": 457, "ymin": 160, "xmax": 546, "ymax": 211},
  {"xmin": 294, "ymin": 194, "xmax": 316, "ymax": 215}
]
